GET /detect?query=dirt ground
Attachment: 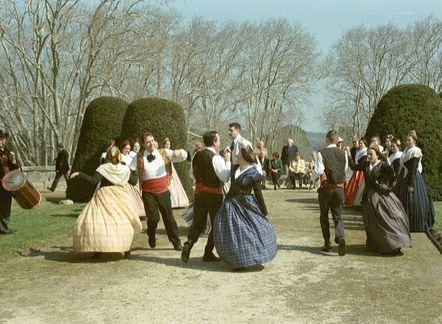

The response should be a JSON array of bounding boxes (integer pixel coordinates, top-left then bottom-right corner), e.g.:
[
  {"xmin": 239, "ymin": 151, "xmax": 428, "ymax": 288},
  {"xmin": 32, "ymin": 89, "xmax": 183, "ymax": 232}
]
[{"xmin": 0, "ymin": 189, "xmax": 441, "ymax": 323}]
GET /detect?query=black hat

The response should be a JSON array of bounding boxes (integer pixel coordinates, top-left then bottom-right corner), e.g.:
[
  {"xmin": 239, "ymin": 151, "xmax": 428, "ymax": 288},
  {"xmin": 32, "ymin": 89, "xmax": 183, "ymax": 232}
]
[{"xmin": 0, "ymin": 130, "xmax": 9, "ymax": 139}]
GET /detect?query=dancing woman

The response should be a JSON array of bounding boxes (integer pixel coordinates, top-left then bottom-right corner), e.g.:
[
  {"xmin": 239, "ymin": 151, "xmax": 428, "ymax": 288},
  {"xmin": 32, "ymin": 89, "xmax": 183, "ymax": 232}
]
[
  {"xmin": 71, "ymin": 146, "xmax": 142, "ymax": 258},
  {"xmin": 388, "ymin": 137, "xmax": 403, "ymax": 178},
  {"xmin": 347, "ymin": 145, "xmax": 411, "ymax": 254},
  {"xmin": 394, "ymin": 130, "xmax": 435, "ymax": 232},
  {"xmin": 120, "ymin": 139, "xmax": 146, "ymax": 218},
  {"xmin": 163, "ymin": 137, "xmax": 190, "ymax": 208},
  {"xmin": 344, "ymin": 138, "xmax": 367, "ymax": 206},
  {"xmin": 214, "ymin": 146, "xmax": 277, "ymax": 270}
]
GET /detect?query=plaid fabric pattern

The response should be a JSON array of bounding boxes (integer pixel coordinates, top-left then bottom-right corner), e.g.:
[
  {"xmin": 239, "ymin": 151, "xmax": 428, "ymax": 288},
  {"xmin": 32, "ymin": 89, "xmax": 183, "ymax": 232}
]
[
  {"xmin": 214, "ymin": 194, "xmax": 277, "ymax": 268},
  {"xmin": 73, "ymin": 186, "xmax": 142, "ymax": 252}
]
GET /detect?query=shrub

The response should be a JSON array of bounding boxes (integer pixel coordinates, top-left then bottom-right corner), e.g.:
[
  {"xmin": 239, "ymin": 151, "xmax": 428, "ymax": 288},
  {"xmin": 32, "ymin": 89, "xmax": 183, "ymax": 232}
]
[
  {"xmin": 67, "ymin": 97, "xmax": 128, "ymax": 202},
  {"xmin": 365, "ymin": 84, "xmax": 442, "ymax": 200},
  {"xmin": 120, "ymin": 98, "xmax": 192, "ymax": 199}
]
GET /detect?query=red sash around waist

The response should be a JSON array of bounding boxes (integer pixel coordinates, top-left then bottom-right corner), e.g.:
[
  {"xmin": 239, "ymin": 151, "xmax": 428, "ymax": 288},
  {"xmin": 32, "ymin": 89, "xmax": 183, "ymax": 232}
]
[
  {"xmin": 142, "ymin": 176, "xmax": 169, "ymax": 194},
  {"xmin": 321, "ymin": 181, "xmax": 345, "ymax": 189},
  {"xmin": 195, "ymin": 183, "xmax": 223, "ymax": 195}
]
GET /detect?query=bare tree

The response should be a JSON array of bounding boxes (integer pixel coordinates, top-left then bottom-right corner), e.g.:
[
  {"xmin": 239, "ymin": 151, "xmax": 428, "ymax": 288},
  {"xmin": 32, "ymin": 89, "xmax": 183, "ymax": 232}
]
[{"xmin": 407, "ymin": 17, "xmax": 442, "ymax": 93}]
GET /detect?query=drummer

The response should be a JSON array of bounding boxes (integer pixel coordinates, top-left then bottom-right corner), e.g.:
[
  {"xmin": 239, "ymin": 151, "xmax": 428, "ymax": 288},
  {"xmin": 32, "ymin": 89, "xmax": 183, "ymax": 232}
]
[{"xmin": 0, "ymin": 129, "xmax": 20, "ymax": 235}]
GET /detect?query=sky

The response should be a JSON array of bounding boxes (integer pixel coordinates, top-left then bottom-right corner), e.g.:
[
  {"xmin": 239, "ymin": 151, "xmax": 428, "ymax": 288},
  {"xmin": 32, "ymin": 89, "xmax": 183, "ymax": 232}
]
[{"xmin": 167, "ymin": 0, "xmax": 442, "ymax": 132}]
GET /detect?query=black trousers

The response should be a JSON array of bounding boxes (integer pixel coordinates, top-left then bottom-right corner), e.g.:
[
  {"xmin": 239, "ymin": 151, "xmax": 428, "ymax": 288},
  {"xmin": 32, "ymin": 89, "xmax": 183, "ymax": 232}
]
[
  {"xmin": 290, "ymin": 173, "xmax": 304, "ymax": 188},
  {"xmin": 49, "ymin": 171, "xmax": 69, "ymax": 191},
  {"xmin": 188, "ymin": 192, "xmax": 223, "ymax": 253},
  {"xmin": 0, "ymin": 186, "xmax": 13, "ymax": 232},
  {"xmin": 271, "ymin": 172, "xmax": 280, "ymax": 188},
  {"xmin": 318, "ymin": 187, "xmax": 344, "ymax": 244},
  {"xmin": 142, "ymin": 190, "xmax": 180, "ymax": 244}
]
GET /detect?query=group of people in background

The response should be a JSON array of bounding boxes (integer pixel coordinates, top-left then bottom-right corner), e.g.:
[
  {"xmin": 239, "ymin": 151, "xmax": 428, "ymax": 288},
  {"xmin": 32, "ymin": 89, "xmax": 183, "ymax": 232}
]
[{"xmin": 255, "ymin": 138, "xmax": 317, "ymax": 191}]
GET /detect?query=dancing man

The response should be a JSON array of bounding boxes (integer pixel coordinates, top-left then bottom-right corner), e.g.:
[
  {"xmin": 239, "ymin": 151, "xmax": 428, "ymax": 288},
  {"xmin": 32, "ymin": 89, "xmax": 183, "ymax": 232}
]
[
  {"xmin": 0, "ymin": 130, "xmax": 20, "ymax": 234},
  {"xmin": 181, "ymin": 131, "xmax": 231, "ymax": 263},
  {"xmin": 311, "ymin": 130, "xmax": 347, "ymax": 256},
  {"xmin": 134, "ymin": 132, "xmax": 187, "ymax": 251}
]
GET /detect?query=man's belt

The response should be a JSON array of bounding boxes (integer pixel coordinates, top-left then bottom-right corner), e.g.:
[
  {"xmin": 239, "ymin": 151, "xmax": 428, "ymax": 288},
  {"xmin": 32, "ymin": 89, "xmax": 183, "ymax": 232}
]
[
  {"xmin": 195, "ymin": 183, "xmax": 222, "ymax": 195},
  {"xmin": 321, "ymin": 181, "xmax": 345, "ymax": 189}
]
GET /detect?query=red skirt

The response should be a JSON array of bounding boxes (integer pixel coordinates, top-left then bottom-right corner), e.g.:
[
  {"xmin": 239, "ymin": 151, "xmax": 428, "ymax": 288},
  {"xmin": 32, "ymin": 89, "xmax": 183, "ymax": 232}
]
[{"xmin": 344, "ymin": 171, "xmax": 364, "ymax": 206}]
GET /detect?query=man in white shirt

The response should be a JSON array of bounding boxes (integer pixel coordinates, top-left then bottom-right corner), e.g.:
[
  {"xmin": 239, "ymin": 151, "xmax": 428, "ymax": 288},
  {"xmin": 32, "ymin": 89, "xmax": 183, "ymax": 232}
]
[
  {"xmin": 181, "ymin": 131, "xmax": 231, "ymax": 263},
  {"xmin": 133, "ymin": 132, "xmax": 188, "ymax": 251},
  {"xmin": 228, "ymin": 122, "xmax": 262, "ymax": 174}
]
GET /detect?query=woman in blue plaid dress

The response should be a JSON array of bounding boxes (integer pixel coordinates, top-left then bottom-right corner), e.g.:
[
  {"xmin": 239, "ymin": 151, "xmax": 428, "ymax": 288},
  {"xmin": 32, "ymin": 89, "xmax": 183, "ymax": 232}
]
[{"xmin": 214, "ymin": 147, "xmax": 277, "ymax": 269}]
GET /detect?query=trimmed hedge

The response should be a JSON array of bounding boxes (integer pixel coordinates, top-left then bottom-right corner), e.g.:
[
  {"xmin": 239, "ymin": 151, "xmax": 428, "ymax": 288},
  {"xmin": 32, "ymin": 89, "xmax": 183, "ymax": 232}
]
[
  {"xmin": 365, "ymin": 84, "xmax": 442, "ymax": 201},
  {"xmin": 120, "ymin": 98, "xmax": 192, "ymax": 200},
  {"xmin": 67, "ymin": 97, "xmax": 128, "ymax": 202}
]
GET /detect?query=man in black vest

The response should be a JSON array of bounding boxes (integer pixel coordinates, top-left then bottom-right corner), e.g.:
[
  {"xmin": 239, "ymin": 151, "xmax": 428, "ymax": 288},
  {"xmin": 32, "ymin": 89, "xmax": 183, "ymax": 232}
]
[
  {"xmin": 47, "ymin": 144, "xmax": 70, "ymax": 192},
  {"xmin": 181, "ymin": 131, "xmax": 231, "ymax": 263},
  {"xmin": 311, "ymin": 130, "xmax": 347, "ymax": 256}
]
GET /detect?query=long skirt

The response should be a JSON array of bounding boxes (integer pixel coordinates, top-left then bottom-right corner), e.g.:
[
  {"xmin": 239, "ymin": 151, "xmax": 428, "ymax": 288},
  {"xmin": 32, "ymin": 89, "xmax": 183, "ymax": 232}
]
[
  {"xmin": 344, "ymin": 171, "xmax": 364, "ymax": 206},
  {"xmin": 169, "ymin": 164, "xmax": 190, "ymax": 208},
  {"xmin": 394, "ymin": 170, "xmax": 435, "ymax": 232},
  {"xmin": 126, "ymin": 183, "xmax": 146, "ymax": 217},
  {"xmin": 353, "ymin": 181, "xmax": 365, "ymax": 206},
  {"xmin": 362, "ymin": 190, "xmax": 411, "ymax": 253},
  {"xmin": 214, "ymin": 194, "xmax": 277, "ymax": 268},
  {"xmin": 73, "ymin": 186, "xmax": 142, "ymax": 252}
]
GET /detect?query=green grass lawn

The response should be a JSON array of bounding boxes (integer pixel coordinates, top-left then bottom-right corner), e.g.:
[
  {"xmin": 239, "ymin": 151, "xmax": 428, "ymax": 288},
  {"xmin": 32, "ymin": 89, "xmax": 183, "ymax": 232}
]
[
  {"xmin": 0, "ymin": 200, "xmax": 85, "ymax": 261},
  {"xmin": 434, "ymin": 201, "xmax": 442, "ymax": 231}
]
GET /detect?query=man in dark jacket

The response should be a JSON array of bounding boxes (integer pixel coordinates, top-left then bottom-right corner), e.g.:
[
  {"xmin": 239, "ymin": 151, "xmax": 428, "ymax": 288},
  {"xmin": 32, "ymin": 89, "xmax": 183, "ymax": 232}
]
[
  {"xmin": 47, "ymin": 144, "xmax": 70, "ymax": 192},
  {"xmin": 0, "ymin": 129, "xmax": 20, "ymax": 234}
]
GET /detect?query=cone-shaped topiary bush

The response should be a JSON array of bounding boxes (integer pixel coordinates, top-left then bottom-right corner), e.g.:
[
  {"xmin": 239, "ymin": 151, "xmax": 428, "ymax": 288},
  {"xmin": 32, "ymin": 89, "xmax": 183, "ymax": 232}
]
[
  {"xmin": 120, "ymin": 97, "xmax": 192, "ymax": 200},
  {"xmin": 67, "ymin": 97, "xmax": 128, "ymax": 202},
  {"xmin": 365, "ymin": 84, "xmax": 442, "ymax": 200}
]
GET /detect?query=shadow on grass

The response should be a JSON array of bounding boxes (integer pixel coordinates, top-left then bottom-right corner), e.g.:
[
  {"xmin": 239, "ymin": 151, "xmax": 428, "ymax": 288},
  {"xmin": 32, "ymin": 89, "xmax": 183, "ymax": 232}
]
[
  {"xmin": 129, "ymin": 254, "xmax": 233, "ymax": 272},
  {"xmin": 19, "ymin": 245, "xmax": 235, "ymax": 270},
  {"xmin": 285, "ymin": 198, "xmax": 318, "ymax": 205},
  {"xmin": 51, "ymin": 213, "xmax": 80, "ymax": 218},
  {"xmin": 277, "ymin": 243, "xmax": 400, "ymax": 257}
]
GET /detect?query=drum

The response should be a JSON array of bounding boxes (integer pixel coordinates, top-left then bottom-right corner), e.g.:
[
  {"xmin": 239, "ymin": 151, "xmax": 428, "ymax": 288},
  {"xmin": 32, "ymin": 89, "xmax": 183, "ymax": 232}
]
[{"xmin": 2, "ymin": 170, "xmax": 41, "ymax": 209}]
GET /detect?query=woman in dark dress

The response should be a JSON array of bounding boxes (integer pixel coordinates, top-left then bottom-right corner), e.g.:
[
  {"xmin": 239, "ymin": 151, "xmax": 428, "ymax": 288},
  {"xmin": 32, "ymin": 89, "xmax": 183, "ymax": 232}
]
[
  {"xmin": 347, "ymin": 145, "xmax": 411, "ymax": 254},
  {"xmin": 214, "ymin": 147, "xmax": 277, "ymax": 270},
  {"xmin": 388, "ymin": 137, "xmax": 403, "ymax": 178},
  {"xmin": 394, "ymin": 130, "xmax": 435, "ymax": 233}
]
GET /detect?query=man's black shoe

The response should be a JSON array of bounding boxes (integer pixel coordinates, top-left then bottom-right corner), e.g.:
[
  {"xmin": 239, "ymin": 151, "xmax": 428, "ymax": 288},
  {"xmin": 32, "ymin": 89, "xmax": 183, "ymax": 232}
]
[
  {"xmin": 0, "ymin": 229, "xmax": 13, "ymax": 235},
  {"xmin": 181, "ymin": 243, "xmax": 191, "ymax": 263},
  {"xmin": 202, "ymin": 252, "xmax": 221, "ymax": 262},
  {"xmin": 173, "ymin": 241, "xmax": 183, "ymax": 251},
  {"xmin": 321, "ymin": 244, "xmax": 332, "ymax": 252},
  {"xmin": 148, "ymin": 235, "xmax": 156, "ymax": 248},
  {"xmin": 338, "ymin": 238, "xmax": 346, "ymax": 256},
  {"xmin": 47, "ymin": 186, "xmax": 54, "ymax": 192}
]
